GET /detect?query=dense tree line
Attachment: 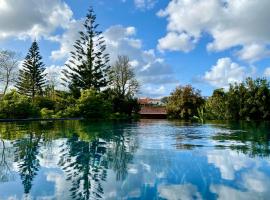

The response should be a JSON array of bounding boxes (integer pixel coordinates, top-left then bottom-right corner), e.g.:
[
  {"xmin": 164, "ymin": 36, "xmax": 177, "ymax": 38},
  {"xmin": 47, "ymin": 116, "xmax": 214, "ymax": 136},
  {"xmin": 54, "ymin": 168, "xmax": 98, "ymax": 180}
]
[
  {"xmin": 0, "ymin": 7, "xmax": 139, "ymax": 120},
  {"xmin": 166, "ymin": 78, "xmax": 270, "ymax": 121}
]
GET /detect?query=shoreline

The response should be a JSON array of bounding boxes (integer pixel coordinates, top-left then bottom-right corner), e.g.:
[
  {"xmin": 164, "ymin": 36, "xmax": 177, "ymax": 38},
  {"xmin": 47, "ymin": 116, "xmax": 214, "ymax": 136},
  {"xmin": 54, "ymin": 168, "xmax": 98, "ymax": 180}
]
[{"xmin": 0, "ymin": 117, "xmax": 84, "ymax": 122}]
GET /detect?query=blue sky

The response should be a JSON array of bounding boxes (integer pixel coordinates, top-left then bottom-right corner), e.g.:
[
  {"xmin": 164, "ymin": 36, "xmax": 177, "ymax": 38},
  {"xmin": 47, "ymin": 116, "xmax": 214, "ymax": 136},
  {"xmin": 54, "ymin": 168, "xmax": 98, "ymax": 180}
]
[{"xmin": 1, "ymin": 0, "xmax": 270, "ymax": 97}]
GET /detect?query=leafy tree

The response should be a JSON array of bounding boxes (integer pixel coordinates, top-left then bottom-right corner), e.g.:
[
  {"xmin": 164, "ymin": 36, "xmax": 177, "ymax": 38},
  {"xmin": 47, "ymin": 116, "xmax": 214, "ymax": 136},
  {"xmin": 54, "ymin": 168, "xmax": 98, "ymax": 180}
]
[
  {"xmin": 241, "ymin": 78, "xmax": 270, "ymax": 120},
  {"xmin": 62, "ymin": 7, "xmax": 110, "ymax": 97},
  {"xmin": 205, "ymin": 89, "xmax": 226, "ymax": 120},
  {"xmin": 166, "ymin": 85, "xmax": 204, "ymax": 119},
  {"xmin": 205, "ymin": 78, "xmax": 270, "ymax": 121},
  {"xmin": 16, "ymin": 41, "xmax": 46, "ymax": 99},
  {"xmin": 0, "ymin": 50, "xmax": 19, "ymax": 95},
  {"xmin": 110, "ymin": 55, "xmax": 139, "ymax": 98}
]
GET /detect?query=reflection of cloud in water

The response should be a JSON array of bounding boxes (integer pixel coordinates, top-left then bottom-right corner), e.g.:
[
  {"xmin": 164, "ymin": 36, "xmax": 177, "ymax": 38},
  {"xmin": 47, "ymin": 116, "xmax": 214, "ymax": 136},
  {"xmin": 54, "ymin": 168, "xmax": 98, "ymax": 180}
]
[
  {"xmin": 242, "ymin": 169, "xmax": 270, "ymax": 193},
  {"xmin": 210, "ymin": 159, "xmax": 270, "ymax": 199},
  {"xmin": 46, "ymin": 171, "xmax": 71, "ymax": 199},
  {"xmin": 207, "ymin": 150, "xmax": 252, "ymax": 180},
  {"xmin": 158, "ymin": 183, "xmax": 202, "ymax": 200},
  {"xmin": 38, "ymin": 140, "xmax": 67, "ymax": 169}
]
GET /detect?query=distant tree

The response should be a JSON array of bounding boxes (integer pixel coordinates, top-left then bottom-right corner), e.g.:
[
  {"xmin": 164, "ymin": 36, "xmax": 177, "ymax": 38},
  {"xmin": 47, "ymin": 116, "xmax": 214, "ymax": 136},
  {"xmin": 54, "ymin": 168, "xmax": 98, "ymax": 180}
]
[
  {"xmin": 205, "ymin": 88, "xmax": 226, "ymax": 120},
  {"xmin": 62, "ymin": 7, "xmax": 110, "ymax": 97},
  {"xmin": 16, "ymin": 41, "xmax": 46, "ymax": 99},
  {"xmin": 0, "ymin": 50, "xmax": 19, "ymax": 95},
  {"xmin": 166, "ymin": 85, "xmax": 204, "ymax": 119},
  {"xmin": 110, "ymin": 55, "xmax": 139, "ymax": 98}
]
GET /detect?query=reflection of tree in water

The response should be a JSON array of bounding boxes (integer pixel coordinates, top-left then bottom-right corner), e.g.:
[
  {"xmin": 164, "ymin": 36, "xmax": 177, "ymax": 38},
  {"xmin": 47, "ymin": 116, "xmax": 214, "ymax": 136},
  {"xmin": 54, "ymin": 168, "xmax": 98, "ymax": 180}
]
[
  {"xmin": 213, "ymin": 121, "xmax": 270, "ymax": 157},
  {"xmin": 59, "ymin": 133, "xmax": 108, "ymax": 200},
  {"xmin": 0, "ymin": 139, "xmax": 15, "ymax": 182},
  {"xmin": 13, "ymin": 132, "xmax": 41, "ymax": 195},
  {"xmin": 107, "ymin": 126, "xmax": 138, "ymax": 181},
  {"xmin": 59, "ymin": 123, "xmax": 138, "ymax": 200}
]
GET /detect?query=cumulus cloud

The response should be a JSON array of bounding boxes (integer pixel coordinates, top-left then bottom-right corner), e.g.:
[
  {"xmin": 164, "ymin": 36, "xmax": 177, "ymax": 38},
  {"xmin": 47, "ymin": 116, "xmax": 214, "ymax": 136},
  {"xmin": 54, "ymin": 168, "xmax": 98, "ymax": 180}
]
[
  {"xmin": 202, "ymin": 57, "xmax": 254, "ymax": 89},
  {"xmin": 158, "ymin": 0, "xmax": 270, "ymax": 62},
  {"xmin": 0, "ymin": 0, "xmax": 73, "ymax": 40},
  {"xmin": 50, "ymin": 20, "xmax": 83, "ymax": 61},
  {"xmin": 158, "ymin": 32, "xmax": 196, "ymax": 52}
]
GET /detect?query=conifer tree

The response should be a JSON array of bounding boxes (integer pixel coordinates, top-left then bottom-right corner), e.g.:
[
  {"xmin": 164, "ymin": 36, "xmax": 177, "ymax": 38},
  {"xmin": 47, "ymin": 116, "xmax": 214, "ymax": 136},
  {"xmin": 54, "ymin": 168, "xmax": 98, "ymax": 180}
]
[
  {"xmin": 16, "ymin": 41, "xmax": 46, "ymax": 99},
  {"xmin": 62, "ymin": 7, "xmax": 110, "ymax": 97}
]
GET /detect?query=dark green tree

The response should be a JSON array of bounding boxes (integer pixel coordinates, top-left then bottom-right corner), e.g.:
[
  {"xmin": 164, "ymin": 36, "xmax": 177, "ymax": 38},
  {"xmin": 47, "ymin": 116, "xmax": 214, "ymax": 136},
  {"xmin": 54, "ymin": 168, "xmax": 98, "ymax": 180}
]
[
  {"xmin": 16, "ymin": 41, "xmax": 46, "ymax": 99},
  {"xmin": 205, "ymin": 88, "xmax": 226, "ymax": 120},
  {"xmin": 62, "ymin": 7, "xmax": 110, "ymax": 97},
  {"xmin": 166, "ymin": 85, "xmax": 204, "ymax": 119}
]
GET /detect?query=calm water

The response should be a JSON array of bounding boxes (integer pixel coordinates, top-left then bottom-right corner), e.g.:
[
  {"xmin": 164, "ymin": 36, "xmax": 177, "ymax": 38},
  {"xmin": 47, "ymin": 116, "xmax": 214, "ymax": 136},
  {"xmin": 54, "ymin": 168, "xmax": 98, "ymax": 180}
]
[{"xmin": 0, "ymin": 120, "xmax": 270, "ymax": 200}]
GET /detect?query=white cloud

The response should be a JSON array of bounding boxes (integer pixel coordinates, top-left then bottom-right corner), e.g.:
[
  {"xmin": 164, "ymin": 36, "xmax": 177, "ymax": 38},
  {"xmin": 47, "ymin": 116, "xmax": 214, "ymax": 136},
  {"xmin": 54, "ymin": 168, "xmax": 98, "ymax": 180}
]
[
  {"xmin": 50, "ymin": 20, "xmax": 83, "ymax": 61},
  {"xmin": 158, "ymin": 0, "xmax": 270, "ymax": 62},
  {"xmin": 158, "ymin": 32, "xmax": 196, "ymax": 53},
  {"xmin": 0, "ymin": 0, "xmax": 73, "ymax": 40},
  {"xmin": 264, "ymin": 68, "xmax": 270, "ymax": 77},
  {"xmin": 134, "ymin": 0, "xmax": 157, "ymax": 10},
  {"xmin": 202, "ymin": 57, "xmax": 252, "ymax": 89},
  {"xmin": 236, "ymin": 44, "xmax": 270, "ymax": 63}
]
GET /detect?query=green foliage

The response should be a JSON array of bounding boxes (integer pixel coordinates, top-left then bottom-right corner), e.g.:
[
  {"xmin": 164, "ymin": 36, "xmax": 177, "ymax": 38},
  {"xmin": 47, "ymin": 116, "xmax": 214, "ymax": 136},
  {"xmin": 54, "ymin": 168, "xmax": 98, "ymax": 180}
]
[
  {"xmin": 62, "ymin": 8, "xmax": 110, "ymax": 97},
  {"xmin": 16, "ymin": 41, "xmax": 46, "ymax": 99},
  {"xmin": 0, "ymin": 90, "xmax": 39, "ymax": 119},
  {"xmin": 33, "ymin": 96, "xmax": 56, "ymax": 110},
  {"xmin": 205, "ymin": 89, "xmax": 226, "ymax": 120},
  {"xmin": 40, "ymin": 108, "xmax": 54, "ymax": 119},
  {"xmin": 166, "ymin": 85, "xmax": 204, "ymax": 119},
  {"xmin": 76, "ymin": 89, "xmax": 112, "ymax": 119},
  {"xmin": 193, "ymin": 106, "xmax": 206, "ymax": 123},
  {"xmin": 111, "ymin": 96, "xmax": 140, "ymax": 117},
  {"xmin": 205, "ymin": 78, "xmax": 270, "ymax": 121}
]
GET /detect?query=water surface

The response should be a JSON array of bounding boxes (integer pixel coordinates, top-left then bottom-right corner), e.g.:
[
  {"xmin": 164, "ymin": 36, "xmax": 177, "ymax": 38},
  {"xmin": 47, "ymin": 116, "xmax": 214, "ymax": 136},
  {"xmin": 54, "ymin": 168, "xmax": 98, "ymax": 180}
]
[{"xmin": 0, "ymin": 120, "xmax": 270, "ymax": 200}]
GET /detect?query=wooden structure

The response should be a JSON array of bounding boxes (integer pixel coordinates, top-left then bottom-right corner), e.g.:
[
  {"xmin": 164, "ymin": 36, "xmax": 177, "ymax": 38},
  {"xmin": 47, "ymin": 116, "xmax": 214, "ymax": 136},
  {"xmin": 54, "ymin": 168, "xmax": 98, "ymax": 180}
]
[{"xmin": 139, "ymin": 106, "xmax": 167, "ymax": 119}]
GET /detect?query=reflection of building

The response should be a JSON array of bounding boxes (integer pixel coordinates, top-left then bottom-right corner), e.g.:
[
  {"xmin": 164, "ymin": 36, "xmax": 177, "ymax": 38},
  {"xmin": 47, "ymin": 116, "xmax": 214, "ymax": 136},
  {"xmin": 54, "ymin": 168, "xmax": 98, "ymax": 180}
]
[{"xmin": 138, "ymin": 98, "xmax": 167, "ymax": 119}]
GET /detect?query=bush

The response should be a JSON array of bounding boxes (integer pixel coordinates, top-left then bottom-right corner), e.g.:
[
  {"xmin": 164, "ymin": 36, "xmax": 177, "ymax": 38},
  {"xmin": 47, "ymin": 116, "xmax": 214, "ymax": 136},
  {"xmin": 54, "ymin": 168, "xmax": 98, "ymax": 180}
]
[
  {"xmin": 0, "ymin": 91, "xmax": 39, "ymax": 119},
  {"xmin": 111, "ymin": 96, "xmax": 140, "ymax": 116},
  {"xmin": 40, "ymin": 108, "xmax": 54, "ymax": 118},
  {"xmin": 77, "ymin": 89, "xmax": 112, "ymax": 119},
  {"xmin": 33, "ymin": 96, "xmax": 56, "ymax": 110}
]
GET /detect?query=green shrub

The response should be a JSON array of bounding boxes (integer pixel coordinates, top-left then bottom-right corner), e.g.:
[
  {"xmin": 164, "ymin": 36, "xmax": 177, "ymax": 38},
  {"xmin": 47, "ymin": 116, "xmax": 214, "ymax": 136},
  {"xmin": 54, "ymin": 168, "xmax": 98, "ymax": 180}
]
[
  {"xmin": 40, "ymin": 108, "xmax": 54, "ymax": 118},
  {"xmin": 0, "ymin": 91, "xmax": 39, "ymax": 119},
  {"xmin": 77, "ymin": 89, "xmax": 112, "ymax": 119},
  {"xmin": 33, "ymin": 96, "xmax": 56, "ymax": 110}
]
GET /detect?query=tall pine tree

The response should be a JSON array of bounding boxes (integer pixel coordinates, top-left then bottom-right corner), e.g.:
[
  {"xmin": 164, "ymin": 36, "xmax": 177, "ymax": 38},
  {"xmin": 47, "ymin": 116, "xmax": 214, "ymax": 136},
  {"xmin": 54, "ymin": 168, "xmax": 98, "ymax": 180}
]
[
  {"xmin": 62, "ymin": 7, "xmax": 110, "ymax": 97},
  {"xmin": 16, "ymin": 41, "xmax": 46, "ymax": 99}
]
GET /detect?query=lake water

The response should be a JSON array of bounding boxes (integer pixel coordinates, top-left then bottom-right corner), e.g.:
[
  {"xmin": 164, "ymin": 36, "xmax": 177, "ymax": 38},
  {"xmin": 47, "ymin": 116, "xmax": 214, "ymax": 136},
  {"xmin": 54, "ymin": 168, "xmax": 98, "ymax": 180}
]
[{"xmin": 0, "ymin": 120, "xmax": 270, "ymax": 200}]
